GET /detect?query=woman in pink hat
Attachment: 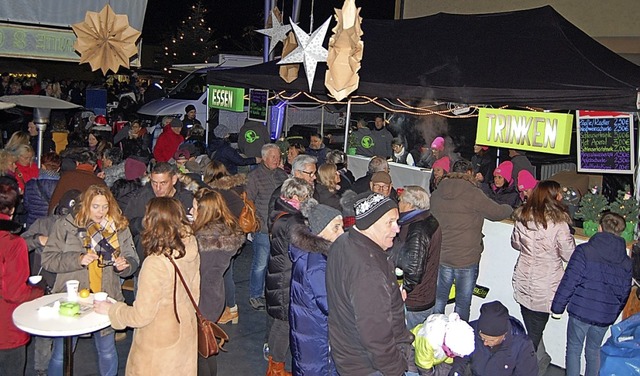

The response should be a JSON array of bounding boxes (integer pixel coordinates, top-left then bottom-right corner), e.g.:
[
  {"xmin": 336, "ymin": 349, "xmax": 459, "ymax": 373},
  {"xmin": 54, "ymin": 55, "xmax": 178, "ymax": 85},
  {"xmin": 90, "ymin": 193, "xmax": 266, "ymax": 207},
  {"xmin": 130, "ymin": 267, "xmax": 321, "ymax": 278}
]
[
  {"xmin": 480, "ymin": 161, "xmax": 521, "ymax": 208},
  {"xmin": 429, "ymin": 156, "xmax": 450, "ymax": 192}
]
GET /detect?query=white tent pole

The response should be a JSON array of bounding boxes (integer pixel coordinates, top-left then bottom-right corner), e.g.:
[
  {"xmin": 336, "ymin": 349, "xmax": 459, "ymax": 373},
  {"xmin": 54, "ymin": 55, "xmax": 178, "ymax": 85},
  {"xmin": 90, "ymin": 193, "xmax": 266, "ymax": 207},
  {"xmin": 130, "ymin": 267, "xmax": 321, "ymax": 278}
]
[{"xmin": 343, "ymin": 99, "xmax": 352, "ymax": 153}]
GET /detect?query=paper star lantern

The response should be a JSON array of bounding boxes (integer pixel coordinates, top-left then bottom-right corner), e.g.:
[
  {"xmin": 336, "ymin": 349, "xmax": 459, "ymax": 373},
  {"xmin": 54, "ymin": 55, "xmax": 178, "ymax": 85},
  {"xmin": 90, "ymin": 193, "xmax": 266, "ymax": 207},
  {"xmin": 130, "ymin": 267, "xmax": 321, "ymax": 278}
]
[
  {"xmin": 278, "ymin": 17, "xmax": 332, "ymax": 92},
  {"xmin": 325, "ymin": 0, "xmax": 364, "ymax": 101},
  {"xmin": 72, "ymin": 4, "xmax": 141, "ymax": 75},
  {"xmin": 279, "ymin": 32, "xmax": 300, "ymax": 83},
  {"xmin": 256, "ymin": 9, "xmax": 292, "ymax": 55}
]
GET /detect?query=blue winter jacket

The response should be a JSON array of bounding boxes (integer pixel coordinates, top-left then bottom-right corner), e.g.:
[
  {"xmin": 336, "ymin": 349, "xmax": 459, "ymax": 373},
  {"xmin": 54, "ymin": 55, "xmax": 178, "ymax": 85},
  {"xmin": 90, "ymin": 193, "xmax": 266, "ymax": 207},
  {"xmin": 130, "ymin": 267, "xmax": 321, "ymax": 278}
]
[
  {"xmin": 209, "ymin": 138, "xmax": 257, "ymax": 175},
  {"xmin": 289, "ymin": 224, "xmax": 339, "ymax": 376},
  {"xmin": 451, "ymin": 318, "xmax": 538, "ymax": 376},
  {"xmin": 23, "ymin": 170, "xmax": 60, "ymax": 228},
  {"xmin": 551, "ymin": 231, "xmax": 632, "ymax": 326}
]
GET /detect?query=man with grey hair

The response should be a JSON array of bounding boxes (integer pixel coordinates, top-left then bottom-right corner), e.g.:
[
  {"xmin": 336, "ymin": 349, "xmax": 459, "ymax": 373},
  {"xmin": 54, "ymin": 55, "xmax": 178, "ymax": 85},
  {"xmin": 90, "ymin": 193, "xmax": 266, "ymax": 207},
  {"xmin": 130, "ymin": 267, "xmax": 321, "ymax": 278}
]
[
  {"xmin": 265, "ymin": 177, "xmax": 313, "ymax": 373},
  {"xmin": 267, "ymin": 154, "xmax": 318, "ymax": 224},
  {"xmin": 352, "ymin": 156, "xmax": 389, "ymax": 193},
  {"xmin": 391, "ymin": 185, "xmax": 442, "ymax": 329},
  {"xmin": 246, "ymin": 143, "xmax": 288, "ymax": 310}
]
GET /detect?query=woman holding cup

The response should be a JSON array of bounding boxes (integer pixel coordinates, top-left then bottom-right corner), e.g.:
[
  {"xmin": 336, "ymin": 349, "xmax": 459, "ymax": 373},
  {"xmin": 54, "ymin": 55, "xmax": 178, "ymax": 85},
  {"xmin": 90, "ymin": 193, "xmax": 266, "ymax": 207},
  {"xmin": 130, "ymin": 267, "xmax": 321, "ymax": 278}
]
[
  {"xmin": 42, "ymin": 184, "xmax": 139, "ymax": 376},
  {"xmin": 94, "ymin": 197, "xmax": 200, "ymax": 375}
]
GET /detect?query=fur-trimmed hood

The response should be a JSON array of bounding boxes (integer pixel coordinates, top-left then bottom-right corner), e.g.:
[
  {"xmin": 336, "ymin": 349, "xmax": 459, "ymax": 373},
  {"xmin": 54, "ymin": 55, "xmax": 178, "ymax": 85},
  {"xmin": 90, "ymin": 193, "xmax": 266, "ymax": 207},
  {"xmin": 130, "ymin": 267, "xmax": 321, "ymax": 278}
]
[
  {"xmin": 207, "ymin": 174, "xmax": 247, "ymax": 191},
  {"xmin": 443, "ymin": 172, "xmax": 478, "ymax": 186},
  {"xmin": 289, "ymin": 224, "xmax": 333, "ymax": 263},
  {"xmin": 0, "ymin": 217, "xmax": 23, "ymax": 234},
  {"xmin": 195, "ymin": 221, "xmax": 245, "ymax": 253}
]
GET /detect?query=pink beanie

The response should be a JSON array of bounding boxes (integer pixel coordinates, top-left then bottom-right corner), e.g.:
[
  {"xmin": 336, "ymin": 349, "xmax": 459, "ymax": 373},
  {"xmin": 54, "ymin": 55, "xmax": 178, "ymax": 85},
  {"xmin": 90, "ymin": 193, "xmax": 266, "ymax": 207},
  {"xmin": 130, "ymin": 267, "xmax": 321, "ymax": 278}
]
[
  {"xmin": 431, "ymin": 136, "xmax": 445, "ymax": 151},
  {"xmin": 480, "ymin": 145, "xmax": 489, "ymax": 151},
  {"xmin": 494, "ymin": 161, "xmax": 513, "ymax": 183},
  {"xmin": 517, "ymin": 170, "xmax": 537, "ymax": 191},
  {"xmin": 432, "ymin": 156, "xmax": 450, "ymax": 173}
]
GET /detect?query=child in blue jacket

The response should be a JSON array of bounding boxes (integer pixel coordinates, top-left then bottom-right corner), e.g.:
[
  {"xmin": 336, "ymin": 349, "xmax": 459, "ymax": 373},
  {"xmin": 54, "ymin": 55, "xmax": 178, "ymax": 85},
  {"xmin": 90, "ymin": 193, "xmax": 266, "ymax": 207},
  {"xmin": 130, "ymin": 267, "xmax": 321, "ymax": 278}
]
[{"xmin": 551, "ymin": 212, "xmax": 633, "ymax": 376}]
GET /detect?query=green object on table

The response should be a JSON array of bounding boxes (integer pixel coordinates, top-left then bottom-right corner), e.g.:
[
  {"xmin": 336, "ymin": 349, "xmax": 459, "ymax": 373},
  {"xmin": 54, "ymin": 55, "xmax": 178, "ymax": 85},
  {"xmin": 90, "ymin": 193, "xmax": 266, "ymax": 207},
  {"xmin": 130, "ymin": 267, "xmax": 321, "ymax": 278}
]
[{"xmin": 59, "ymin": 302, "xmax": 80, "ymax": 317}]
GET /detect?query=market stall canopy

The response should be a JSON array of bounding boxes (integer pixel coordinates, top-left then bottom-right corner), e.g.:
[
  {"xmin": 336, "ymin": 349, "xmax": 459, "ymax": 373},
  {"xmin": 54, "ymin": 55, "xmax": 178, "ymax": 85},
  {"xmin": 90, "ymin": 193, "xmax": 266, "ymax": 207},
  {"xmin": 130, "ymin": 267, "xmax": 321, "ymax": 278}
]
[{"xmin": 207, "ymin": 6, "xmax": 640, "ymax": 112}]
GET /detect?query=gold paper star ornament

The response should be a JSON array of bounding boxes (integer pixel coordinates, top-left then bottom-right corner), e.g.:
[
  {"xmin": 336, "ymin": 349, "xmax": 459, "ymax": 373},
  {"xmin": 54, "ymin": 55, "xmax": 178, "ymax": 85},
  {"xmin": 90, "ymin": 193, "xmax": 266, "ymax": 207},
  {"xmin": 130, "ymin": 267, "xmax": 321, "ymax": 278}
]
[{"xmin": 72, "ymin": 4, "xmax": 141, "ymax": 75}]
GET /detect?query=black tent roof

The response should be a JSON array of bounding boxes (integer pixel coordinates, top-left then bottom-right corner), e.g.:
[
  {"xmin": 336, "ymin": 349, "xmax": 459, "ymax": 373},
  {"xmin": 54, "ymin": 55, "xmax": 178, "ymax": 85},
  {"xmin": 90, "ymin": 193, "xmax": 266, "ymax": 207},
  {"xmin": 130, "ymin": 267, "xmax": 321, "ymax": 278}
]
[{"xmin": 207, "ymin": 6, "xmax": 640, "ymax": 112}]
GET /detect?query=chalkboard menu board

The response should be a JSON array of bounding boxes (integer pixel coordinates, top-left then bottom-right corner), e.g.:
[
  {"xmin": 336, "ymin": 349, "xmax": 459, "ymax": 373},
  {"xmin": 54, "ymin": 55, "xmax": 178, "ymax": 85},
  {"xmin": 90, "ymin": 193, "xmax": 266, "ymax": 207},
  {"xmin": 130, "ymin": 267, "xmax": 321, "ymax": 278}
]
[
  {"xmin": 248, "ymin": 89, "xmax": 268, "ymax": 122},
  {"xmin": 576, "ymin": 110, "xmax": 635, "ymax": 174}
]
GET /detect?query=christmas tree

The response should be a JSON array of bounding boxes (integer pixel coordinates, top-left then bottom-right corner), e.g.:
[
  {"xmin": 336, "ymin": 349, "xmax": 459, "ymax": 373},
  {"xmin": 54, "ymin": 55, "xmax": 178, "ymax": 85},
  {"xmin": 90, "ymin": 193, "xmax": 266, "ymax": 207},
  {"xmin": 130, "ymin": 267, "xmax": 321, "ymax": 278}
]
[
  {"xmin": 609, "ymin": 185, "xmax": 640, "ymax": 222},
  {"xmin": 575, "ymin": 187, "xmax": 609, "ymax": 223},
  {"xmin": 161, "ymin": 1, "xmax": 218, "ymax": 71}
]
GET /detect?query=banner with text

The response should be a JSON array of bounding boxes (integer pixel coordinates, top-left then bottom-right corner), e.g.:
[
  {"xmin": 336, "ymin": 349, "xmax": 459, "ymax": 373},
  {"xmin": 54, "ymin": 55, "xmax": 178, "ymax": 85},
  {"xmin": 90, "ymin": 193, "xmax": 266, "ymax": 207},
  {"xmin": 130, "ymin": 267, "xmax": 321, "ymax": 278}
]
[
  {"xmin": 208, "ymin": 85, "xmax": 245, "ymax": 112},
  {"xmin": 476, "ymin": 108, "xmax": 573, "ymax": 155},
  {"xmin": 0, "ymin": 23, "xmax": 140, "ymax": 66},
  {"xmin": 576, "ymin": 110, "xmax": 634, "ymax": 174}
]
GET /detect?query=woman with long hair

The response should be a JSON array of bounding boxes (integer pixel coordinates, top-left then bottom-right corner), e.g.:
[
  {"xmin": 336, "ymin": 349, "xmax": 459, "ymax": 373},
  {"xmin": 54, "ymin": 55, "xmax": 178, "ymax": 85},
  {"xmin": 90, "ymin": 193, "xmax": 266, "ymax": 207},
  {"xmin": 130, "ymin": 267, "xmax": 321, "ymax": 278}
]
[
  {"xmin": 203, "ymin": 160, "xmax": 247, "ymax": 325},
  {"xmin": 94, "ymin": 197, "xmax": 200, "ymax": 375},
  {"xmin": 42, "ymin": 185, "xmax": 139, "ymax": 376},
  {"xmin": 191, "ymin": 188, "xmax": 244, "ymax": 376},
  {"xmin": 313, "ymin": 163, "xmax": 341, "ymax": 210},
  {"xmin": 511, "ymin": 180, "xmax": 575, "ymax": 354}
]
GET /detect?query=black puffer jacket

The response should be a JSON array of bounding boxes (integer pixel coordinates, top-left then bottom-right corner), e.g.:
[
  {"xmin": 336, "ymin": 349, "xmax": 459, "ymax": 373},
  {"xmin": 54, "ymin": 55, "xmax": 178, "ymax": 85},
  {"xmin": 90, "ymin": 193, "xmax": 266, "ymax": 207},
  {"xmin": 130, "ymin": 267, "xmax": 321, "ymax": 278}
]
[
  {"xmin": 392, "ymin": 210, "xmax": 442, "ymax": 311},
  {"xmin": 266, "ymin": 197, "xmax": 304, "ymax": 321}
]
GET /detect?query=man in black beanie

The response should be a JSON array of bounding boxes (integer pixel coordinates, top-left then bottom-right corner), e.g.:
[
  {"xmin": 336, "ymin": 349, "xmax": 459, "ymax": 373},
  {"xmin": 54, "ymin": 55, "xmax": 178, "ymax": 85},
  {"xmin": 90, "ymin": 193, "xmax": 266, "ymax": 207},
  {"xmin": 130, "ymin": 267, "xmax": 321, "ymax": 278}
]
[
  {"xmin": 451, "ymin": 301, "xmax": 538, "ymax": 376},
  {"xmin": 326, "ymin": 192, "xmax": 417, "ymax": 375}
]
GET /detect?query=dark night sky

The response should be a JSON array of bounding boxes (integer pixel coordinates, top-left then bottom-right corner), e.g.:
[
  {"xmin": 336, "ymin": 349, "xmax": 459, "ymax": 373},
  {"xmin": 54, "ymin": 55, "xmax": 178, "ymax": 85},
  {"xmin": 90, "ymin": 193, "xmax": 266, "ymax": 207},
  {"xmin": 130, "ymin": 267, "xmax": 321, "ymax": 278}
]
[{"xmin": 143, "ymin": 0, "xmax": 395, "ymax": 50}]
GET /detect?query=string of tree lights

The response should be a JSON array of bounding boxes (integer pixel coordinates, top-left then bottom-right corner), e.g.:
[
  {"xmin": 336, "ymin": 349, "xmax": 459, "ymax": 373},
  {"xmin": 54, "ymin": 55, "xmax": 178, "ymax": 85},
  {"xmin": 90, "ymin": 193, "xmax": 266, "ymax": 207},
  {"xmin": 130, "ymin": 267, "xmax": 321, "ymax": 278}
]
[{"xmin": 160, "ymin": 1, "xmax": 218, "ymax": 74}]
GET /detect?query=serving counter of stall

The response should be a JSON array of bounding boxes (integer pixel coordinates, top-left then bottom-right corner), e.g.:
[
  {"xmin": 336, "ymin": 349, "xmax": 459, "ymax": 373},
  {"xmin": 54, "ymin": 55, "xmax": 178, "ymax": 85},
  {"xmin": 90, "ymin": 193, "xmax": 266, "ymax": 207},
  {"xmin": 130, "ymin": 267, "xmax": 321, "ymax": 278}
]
[{"xmin": 347, "ymin": 155, "xmax": 432, "ymax": 189}]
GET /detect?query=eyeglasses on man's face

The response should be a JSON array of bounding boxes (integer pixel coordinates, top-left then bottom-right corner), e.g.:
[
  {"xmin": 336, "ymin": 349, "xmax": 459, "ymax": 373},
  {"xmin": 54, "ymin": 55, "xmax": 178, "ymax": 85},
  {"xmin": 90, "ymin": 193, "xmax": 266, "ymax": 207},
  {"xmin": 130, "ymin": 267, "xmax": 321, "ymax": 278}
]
[{"xmin": 301, "ymin": 170, "xmax": 316, "ymax": 177}]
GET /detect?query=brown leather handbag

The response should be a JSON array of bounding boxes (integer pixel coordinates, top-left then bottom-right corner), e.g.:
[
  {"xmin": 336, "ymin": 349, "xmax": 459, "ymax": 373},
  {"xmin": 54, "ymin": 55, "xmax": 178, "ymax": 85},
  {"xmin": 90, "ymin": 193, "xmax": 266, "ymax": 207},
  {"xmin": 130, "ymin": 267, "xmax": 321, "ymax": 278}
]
[
  {"xmin": 238, "ymin": 191, "xmax": 260, "ymax": 234},
  {"xmin": 168, "ymin": 257, "xmax": 229, "ymax": 357}
]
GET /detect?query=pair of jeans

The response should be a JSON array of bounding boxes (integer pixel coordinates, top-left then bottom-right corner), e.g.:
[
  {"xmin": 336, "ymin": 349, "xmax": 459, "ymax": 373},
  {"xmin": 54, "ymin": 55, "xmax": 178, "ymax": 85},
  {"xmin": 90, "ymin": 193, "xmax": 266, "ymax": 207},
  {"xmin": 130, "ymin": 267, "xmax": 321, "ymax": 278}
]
[
  {"xmin": 223, "ymin": 256, "xmax": 236, "ymax": 307},
  {"xmin": 519, "ymin": 305, "xmax": 549, "ymax": 351},
  {"xmin": 0, "ymin": 345, "xmax": 26, "ymax": 375},
  {"xmin": 565, "ymin": 316, "xmax": 608, "ymax": 376},
  {"xmin": 49, "ymin": 330, "xmax": 118, "ymax": 376},
  {"xmin": 249, "ymin": 232, "xmax": 270, "ymax": 299},
  {"xmin": 433, "ymin": 263, "xmax": 479, "ymax": 321},
  {"xmin": 34, "ymin": 336, "xmax": 53, "ymax": 372},
  {"xmin": 405, "ymin": 307, "xmax": 434, "ymax": 330}
]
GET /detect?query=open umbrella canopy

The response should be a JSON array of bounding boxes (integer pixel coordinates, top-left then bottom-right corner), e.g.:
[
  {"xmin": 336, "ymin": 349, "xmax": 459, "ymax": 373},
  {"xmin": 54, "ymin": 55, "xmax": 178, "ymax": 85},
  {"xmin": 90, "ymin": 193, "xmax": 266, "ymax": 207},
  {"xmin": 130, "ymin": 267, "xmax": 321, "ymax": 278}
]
[{"xmin": 0, "ymin": 95, "xmax": 81, "ymax": 109}]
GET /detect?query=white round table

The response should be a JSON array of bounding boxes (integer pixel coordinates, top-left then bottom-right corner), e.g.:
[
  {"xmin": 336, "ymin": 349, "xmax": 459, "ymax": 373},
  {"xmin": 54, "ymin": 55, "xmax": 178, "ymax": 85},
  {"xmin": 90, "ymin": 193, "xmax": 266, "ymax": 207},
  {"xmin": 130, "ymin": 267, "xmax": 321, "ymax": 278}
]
[{"xmin": 13, "ymin": 293, "xmax": 113, "ymax": 376}]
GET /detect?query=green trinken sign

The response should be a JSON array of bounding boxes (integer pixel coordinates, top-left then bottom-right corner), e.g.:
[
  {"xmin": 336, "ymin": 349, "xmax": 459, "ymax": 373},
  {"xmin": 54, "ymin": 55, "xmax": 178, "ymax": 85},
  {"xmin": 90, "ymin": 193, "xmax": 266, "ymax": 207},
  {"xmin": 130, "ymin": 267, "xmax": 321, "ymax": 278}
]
[{"xmin": 208, "ymin": 85, "xmax": 245, "ymax": 112}]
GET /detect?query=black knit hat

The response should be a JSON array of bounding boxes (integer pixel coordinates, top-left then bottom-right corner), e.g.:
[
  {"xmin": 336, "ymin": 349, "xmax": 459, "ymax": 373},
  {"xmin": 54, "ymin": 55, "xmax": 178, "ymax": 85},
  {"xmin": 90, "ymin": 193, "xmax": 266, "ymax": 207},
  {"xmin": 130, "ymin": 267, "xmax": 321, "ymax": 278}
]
[
  {"xmin": 478, "ymin": 301, "xmax": 509, "ymax": 336},
  {"xmin": 354, "ymin": 192, "xmax": 397, "ymax": 230}
]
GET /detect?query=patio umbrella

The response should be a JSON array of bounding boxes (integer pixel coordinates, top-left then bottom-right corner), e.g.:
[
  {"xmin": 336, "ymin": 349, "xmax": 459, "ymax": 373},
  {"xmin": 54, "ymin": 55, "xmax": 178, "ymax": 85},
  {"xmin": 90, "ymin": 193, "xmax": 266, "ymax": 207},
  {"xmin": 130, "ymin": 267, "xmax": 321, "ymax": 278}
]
[{"xmin": 72, "ymin": 4, "xmax": 141, "ymax": 75}]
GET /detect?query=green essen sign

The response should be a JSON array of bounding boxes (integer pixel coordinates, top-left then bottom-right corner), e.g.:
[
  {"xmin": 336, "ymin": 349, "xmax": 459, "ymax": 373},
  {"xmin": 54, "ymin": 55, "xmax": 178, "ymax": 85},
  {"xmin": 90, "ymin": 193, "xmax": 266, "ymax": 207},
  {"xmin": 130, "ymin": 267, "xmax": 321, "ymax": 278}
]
[
  {"xmin": 476, "ymin": 108, "xmax": 574, "ymax": 155},
  {"xmin": 208, "ymin": 85, "xmax": 245, "ymax": 112}
]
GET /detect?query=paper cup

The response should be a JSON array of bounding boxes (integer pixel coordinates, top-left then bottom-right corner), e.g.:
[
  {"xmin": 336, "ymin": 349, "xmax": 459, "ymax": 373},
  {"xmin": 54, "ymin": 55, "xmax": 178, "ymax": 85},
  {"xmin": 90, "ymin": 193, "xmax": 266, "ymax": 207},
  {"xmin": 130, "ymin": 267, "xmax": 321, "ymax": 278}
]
[
  {"xmin": 28, "ymin": 275, "xmax": 43, "ymax": 284},
  {"xmin": 66, "ymin": 280, "xmax": 80, "ymax": 301},
  {"xmin": 94, "ymin": 292, "xmax": 108, "ymax": 302}
]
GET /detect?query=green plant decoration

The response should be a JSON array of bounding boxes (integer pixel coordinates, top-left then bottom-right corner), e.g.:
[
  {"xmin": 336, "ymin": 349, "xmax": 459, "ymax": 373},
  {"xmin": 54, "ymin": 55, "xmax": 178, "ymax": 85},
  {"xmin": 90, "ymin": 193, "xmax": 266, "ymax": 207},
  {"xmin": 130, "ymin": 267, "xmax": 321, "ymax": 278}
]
[
  {"xmin": 608, "ymin": 185, "xmax": 639, "ymax": 242},
  {"xmin": 575, "ymin": 188, "xmax": 609, "ymax": 224}
]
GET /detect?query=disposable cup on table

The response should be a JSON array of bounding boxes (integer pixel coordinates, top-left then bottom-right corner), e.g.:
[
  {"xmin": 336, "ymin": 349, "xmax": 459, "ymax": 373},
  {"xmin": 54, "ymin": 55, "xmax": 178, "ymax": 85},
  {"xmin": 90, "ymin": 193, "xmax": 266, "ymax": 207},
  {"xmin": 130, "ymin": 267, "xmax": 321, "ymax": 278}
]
[{"xmin": 65, "ymin": 280, "xmax": 79, "ymax": 301}]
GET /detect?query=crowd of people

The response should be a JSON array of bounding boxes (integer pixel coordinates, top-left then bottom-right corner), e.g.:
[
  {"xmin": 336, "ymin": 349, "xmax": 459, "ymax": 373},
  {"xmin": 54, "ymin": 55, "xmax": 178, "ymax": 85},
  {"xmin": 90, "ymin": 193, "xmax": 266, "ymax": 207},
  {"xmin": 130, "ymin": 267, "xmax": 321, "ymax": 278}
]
[{"xmin": 0, "ymin": 111, "xmax": 634, "ymax": 376}]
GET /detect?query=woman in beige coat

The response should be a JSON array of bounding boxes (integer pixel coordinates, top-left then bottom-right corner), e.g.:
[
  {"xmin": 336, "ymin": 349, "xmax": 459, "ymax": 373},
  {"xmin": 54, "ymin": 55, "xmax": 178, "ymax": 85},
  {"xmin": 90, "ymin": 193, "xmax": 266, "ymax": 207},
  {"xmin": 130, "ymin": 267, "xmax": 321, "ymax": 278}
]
[
  {"xmin": 95, "ymin": 197, "xmax": 200, "ymax": 376},
  {"xmin": 511, "ymin": 180, "xmax": 575, "ymax": 352}
]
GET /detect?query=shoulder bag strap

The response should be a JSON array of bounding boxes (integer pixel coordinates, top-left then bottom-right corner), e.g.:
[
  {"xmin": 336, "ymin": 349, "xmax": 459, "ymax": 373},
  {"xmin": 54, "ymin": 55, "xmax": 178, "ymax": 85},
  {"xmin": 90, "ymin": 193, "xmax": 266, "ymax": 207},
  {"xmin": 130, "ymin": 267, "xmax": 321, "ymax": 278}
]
[{"xmin": 167, "ymin": 256, "xmax": 203, "ymax": 323}]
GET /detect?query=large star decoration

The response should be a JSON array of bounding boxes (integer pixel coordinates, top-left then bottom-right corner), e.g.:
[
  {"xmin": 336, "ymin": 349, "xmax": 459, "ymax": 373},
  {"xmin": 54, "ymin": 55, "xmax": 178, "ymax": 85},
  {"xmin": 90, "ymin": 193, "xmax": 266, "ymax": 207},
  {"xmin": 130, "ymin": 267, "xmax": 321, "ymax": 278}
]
[
  {"xmin": 72, "ymin": 4, "xmax": 141, "ymax": 75},
  {"xmin": 256, "ymin": 10, "xmax": 292, "ymax": 54},
  {"xmin": 278, "ymin": 17, "xmax": 332, "ymax": 92}
]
